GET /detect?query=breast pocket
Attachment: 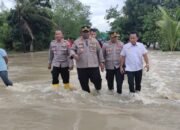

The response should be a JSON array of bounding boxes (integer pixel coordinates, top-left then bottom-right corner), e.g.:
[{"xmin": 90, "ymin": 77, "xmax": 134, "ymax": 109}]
[
  {"xmin": 52, "ymin": 46, "xmax": 57, "ymax": 54},
  {"xmin": 116, "ymin": 48, "xmax": 121, "ymax": 54},
  {"xmin": 106, "ymin": 48, "xmax": 112, "ymax": 54},
  {"xmin": 77, "ymin": 44, "xmax": 85, "ymax": 54},
  {"xmin": 88, "ymin": 42, "xmax": 96, "ymax": 52}
]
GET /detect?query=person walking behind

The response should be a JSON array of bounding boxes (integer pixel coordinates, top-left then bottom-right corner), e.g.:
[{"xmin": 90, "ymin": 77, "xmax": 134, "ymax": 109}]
[{"xmin": 102, "ymin": 32, "xmax": 124, "ymax": 94}]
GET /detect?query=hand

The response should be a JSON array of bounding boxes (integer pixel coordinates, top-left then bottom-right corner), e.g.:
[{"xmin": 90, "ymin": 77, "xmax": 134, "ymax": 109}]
[
  {"xmin": 144, "ymin": 64, "xmax": 150, "ymax": 72},
  {"xmin": 120, "ymin": 67, "xmax": 124, "ymax": 74},
  {"xmin": 74, "ymin": 54, "xmax": 79, "ymax": 61},
  {"xmin": 48, "ymin": 64, "xmax": 51, "ymax": 70},
  {"xmin": 69, "ymin": 66, "xmax": 74, "ymax": 70},
  {"xmin": 100, "ymin": 63, "xmax": 105, "ymax": 72}
]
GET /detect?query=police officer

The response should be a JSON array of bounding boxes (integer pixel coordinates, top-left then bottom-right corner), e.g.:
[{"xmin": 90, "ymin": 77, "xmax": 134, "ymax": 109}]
[
  {"xmin": 90, "ymin": 28, "xmax": 103, "ymax": 47},
  {"xmin": 70, "ymin": 26, "xmax": 105, "ymax": 93},
  {"xmin": 48, "ymin": 30, "xmax": 74, "ymax": 90},
  {"xmin": 102, "ymin": 32, "xmax": 124, "ymax": 94}
]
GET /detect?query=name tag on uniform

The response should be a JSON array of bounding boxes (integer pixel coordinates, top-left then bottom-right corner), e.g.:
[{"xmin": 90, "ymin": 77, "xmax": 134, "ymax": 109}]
[{"xmin": 106, "ymin": 48, "xmax": 112, "ymax": 54}]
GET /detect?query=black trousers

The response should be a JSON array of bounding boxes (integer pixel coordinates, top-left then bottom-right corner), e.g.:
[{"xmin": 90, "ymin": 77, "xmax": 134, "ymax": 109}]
[
  {"xmin": 106, "ymin": 68, "xmax": 124, "ymax": 94},
  {"xmin": 51, "ymin": 67, "xmax": 69, "ymax": 84},
  {"xmin": 77, "ymin": 67, "xmax": 102, "ymax": 93},
  {"xmin": 126, "ymin": 70, "xmax": 142, "ymax": 93}
]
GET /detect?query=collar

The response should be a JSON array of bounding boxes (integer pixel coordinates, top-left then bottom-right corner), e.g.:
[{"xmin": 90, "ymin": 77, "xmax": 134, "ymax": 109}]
[
  {"xmin": 130, "ymin": 42, "xmax": 138, "ymax": 46},
  {"xmin": 109, "ymin": 40, "xmax": 118, "ymax": 44}
]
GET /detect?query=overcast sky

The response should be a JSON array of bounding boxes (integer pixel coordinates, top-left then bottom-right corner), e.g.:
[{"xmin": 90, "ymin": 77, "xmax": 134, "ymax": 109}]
[
  {"xmin": 79, "ymin": 0, "xmax": 125, "ymax": 32},
  {"xmin": 1, "ymin": 0, "xmax": 125, "ymax": 32}
]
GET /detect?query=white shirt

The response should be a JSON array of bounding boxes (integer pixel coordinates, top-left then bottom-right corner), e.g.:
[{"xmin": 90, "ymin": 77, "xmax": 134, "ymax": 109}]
[{"xmin": 120, "ymin": 42, "xmax": 148, "ymax": 72}]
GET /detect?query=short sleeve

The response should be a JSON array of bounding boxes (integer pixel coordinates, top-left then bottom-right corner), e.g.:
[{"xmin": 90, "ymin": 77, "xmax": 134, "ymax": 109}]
[
  {"xmin": 0, "ymin": 49, "xmax": 7, "ymax": 57},
  {"xmin": 120, "ymin": 47, "xmax": 126, "ymax": 56},
  {"xmin": 142, "ymin": 45, "xmax": 148, "ymax": 54}
]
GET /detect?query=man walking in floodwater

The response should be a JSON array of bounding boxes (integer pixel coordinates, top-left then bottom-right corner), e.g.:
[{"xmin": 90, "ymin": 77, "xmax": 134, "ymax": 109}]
[
  {"xmin": 70, "ymin": 26, "xmax": 104, "ymax": 93},
  {"xmin": 103, "ymin": 32, "xmax": 124, "ymax": 94},
  {"xmin": 48, "ymin": 30, "xmax": 74, "ymax": 91},
  {"xmin": 120, "ymin": 32, "xmax": 149, "ymax": 93},
  {"xmin": 0, "ymin": 48, "xmax": 13, "ymax": 87}
]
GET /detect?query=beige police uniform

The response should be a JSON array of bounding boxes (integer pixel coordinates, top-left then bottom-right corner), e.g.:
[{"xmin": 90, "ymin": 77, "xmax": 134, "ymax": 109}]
[
  {"xmin": 102, "ymin": 32, "xmax": 124, "ymax": 94},
  {"xmin": 70, "ymin": 36, "xmax": 104, "ymax": 93},
  {"xmin": 49, "ymin": 40, "xmax": 73, "ymax": 85}
]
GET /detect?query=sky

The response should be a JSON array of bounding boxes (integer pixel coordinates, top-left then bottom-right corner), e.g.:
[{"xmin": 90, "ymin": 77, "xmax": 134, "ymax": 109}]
[
  {"xmin": 1, "ymin": 0, "xmax": 125, "ymax": 32},
  {"xmin": 79, "ymin": 0, "xmax": 125, "ymax": 32}
]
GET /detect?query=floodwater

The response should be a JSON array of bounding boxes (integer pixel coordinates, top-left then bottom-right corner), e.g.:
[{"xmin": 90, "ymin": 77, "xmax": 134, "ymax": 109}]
[{"xmin": 0, "ymin": 51, "xmax": 180, "ymax": 130}]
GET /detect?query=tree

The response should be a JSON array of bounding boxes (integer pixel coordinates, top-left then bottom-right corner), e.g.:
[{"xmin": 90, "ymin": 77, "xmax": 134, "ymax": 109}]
[
  {"xmin": 157, "ymin": 6, "xmax": 180, "ymax": 51},
  {"xmin": 7, "ymin": 0, "xmax": 55, "ymax": 52},
  {"xmin": 52, "ymin": 0, "xmax": 91, "ymax": 39},
  {"xmin": 0, "ymin": 11, "xmax": 11, "ymax": 49},
  {"xmin": 142, "ymin": 7, "xmax": 161, "ymax": 48},
  {"xmin": 106, "ymin": 0, "xmax": 180, "ymax": 50}
]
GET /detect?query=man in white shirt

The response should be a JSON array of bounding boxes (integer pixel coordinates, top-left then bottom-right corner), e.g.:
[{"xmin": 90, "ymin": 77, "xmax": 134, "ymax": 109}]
[{"xmin": 120, "ymin": 32, "xmax": 149, "ymax": 93}]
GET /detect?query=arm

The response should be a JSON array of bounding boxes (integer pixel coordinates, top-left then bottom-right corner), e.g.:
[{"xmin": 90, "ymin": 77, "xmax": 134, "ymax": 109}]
[
  {"xmin": 48, "ymin": 44, "xmax": 54, "ymax": 69},
  {"xmin": 96, "ymin": 42, "xmax": 105, "ymax": 72},
  {"xmin": 102, "ymin": 44, "xmax": 106, "ymax": 59},
  {"xmin": 120, "ymin": 46, "xmax": 126, "ymax": 74},
  {"xmin": 1, "ymin": 49, "xmax": 8, "ymax": 64},
  {"xmin": 142, "ymin": 44, "xmax": 149, "ymax": 72},
  {"xmin": 143, "ymin": 53, "xmax": 149, "ymax": 72},
  {"xmin": 70, "ymin": 42, "xmax": 79, "ymax": 60},
  {"xmin": 120, "ymin": 56, "xmax": 125, "ymax": 74},
  {"xmin": 3, "ymin": 56, "xmax": 8, "ymax": 64},
  {"xmin": 67, "ymin": 46, "xmax": 74, "ymax": 70}
]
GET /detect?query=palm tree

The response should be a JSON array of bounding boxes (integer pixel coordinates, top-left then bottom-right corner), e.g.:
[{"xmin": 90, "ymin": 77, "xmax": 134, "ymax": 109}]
[
  {"xmin": 156, "ymin": 6, "xmax": 180, "ymax": 51},
  {"xmin": 11, "ymin": 0, "xmax": 55, "ymax": 52}
]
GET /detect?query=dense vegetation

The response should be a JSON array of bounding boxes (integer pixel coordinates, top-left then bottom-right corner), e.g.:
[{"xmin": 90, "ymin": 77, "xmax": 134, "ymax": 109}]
[
  {"xmin": 0, "ymin": 0, "xmax": 91, "ymax": 52},
  {"xmin": 0, "ymin": 0, "xmax": 179, "ymax": 52},
  {"xmin": 106, "ymin": 0, "xmax": 180, "ymax": 51}
]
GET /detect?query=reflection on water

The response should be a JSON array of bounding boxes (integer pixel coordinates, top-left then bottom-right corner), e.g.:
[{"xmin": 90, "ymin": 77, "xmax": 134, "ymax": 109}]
[{"xmin": 0, "ymin": 51, "xmax": 179, "ymax": 130}]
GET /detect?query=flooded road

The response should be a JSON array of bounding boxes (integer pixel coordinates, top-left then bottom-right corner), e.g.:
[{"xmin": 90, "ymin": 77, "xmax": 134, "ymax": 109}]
[{"xmin": 0, "ymin": 51, "xmax": 180, "ymax": 130}]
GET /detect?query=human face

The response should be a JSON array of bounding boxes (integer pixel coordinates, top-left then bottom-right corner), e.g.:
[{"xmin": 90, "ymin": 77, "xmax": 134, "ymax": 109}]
[
  {"xmin": 129, "ymin": 34, "xmax": 138, "ymax": 44},
  {"xmin": 55, "ymin": 31, "xmax": 63, "ymax": 41},
  {"xmin": 111, "ymin": 36, "xmax": 118, "ymax": 43},
  {"xmin": 82, "ymin": 31, "xmax": 90, "ymax": 39},
  {"xmin": 91, "ymin": 31, "xmax": 97, "ymax": 38}
]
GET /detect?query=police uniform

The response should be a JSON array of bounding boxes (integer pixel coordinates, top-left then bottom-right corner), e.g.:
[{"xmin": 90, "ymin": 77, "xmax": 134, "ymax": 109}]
[
  {"xmin": 90, "ymin": 28, "xmax": 103, "ymax": 47},
  {"xmin": 48, "ymin": 39, "xmax": 73, "ymax": 89},
  {"xmin": 102, "ymin": 32, "xmax": 124, "ymax": 94},
  {"xmin": 70, "ymin": 26, "xmax": 104, "ymax": 93}
]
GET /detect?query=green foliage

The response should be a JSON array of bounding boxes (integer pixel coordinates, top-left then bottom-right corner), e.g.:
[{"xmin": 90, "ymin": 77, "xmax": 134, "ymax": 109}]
[
  {"xmin": 0, "ymin": 11, "xmax": 11, "ymax": 49},
  {"xmin": 106, "ymin": 0, "xmax": 180, "ymax": 51},
  {"xmin": 52, "ymin": 0, "xmax": 91, "ymax": 39},
  {"xmin": 7, "ymin": 0, "xmax": 55, "ymax": 52},
  {"xmin": 0, "ymin": 0, "xmax": 91, "ymax": 52},
  {"xmin": 157, "ymin": 6, "xmax": 180, "ymax": 51},
  {"xmin": 142, "ymin": 7, "xmax": 161, "ymax": 46}
]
